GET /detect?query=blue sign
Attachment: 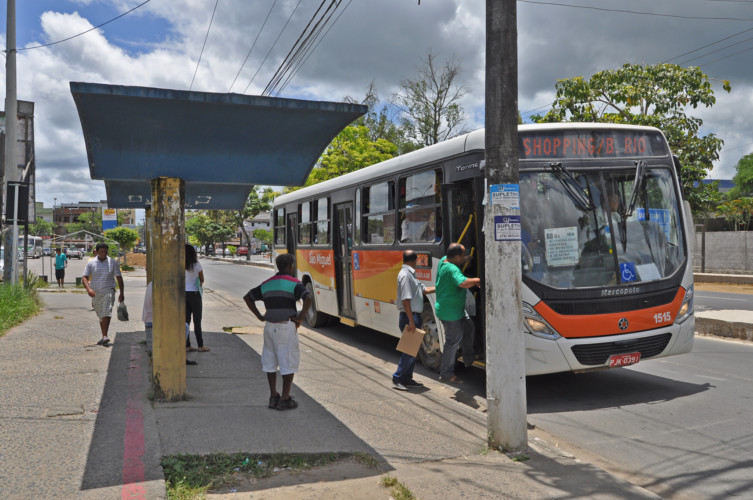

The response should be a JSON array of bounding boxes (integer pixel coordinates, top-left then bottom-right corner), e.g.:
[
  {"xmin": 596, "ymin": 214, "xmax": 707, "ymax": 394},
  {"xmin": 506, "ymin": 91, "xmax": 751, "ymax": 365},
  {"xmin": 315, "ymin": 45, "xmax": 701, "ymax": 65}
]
[
  {"xmin": 353, "ymin": 252, "xmax": 360, "ymax": 270},
  {"xmin": 620, "ymin": 262, "xmax": 638, "ymax": 283},
  {"xmin": 489, "ymin": 184, "xmax": 520, "ymax": 208}
]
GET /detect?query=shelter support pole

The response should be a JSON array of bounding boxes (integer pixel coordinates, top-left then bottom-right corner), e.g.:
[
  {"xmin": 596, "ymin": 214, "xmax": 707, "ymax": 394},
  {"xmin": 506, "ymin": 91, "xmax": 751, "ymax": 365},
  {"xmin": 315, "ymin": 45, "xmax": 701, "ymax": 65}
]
[
  {"xmin": 145, "ymin": 204, "xmax": 153, "ymax": 284},
  {"xmin": 484, "ymin": 0, "xmax": 527, "ymax": 452},
  {"xmin": 150, "ymin": 177, "xmax": 186, "ymax": 400}
]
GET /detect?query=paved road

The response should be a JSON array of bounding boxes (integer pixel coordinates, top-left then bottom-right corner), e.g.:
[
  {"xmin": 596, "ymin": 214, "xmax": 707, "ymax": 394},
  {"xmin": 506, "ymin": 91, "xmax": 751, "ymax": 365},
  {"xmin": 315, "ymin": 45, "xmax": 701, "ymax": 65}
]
[{"xmin": 201, "ymin": 259, "xmax": 753, "ymax": 500}]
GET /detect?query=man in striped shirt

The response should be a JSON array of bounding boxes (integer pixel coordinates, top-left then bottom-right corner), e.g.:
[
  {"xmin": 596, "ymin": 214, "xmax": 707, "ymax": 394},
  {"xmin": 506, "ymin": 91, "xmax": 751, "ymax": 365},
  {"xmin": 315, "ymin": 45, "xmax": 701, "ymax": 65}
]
[
  {"xmin": 243, "ymin": 253, "xmax": 311, "ymax": 411},
  {"xmin": 82, "ymin": 242, "xmax": 124, "ymax": 345}
]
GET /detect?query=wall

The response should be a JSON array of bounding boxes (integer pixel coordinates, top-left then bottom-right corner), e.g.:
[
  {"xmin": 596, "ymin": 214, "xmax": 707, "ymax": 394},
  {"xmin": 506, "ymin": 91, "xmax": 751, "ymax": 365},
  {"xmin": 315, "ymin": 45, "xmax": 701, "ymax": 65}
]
[{"xmin": 695, "ymin": 230, "xmax": 753, "ymax": 273}]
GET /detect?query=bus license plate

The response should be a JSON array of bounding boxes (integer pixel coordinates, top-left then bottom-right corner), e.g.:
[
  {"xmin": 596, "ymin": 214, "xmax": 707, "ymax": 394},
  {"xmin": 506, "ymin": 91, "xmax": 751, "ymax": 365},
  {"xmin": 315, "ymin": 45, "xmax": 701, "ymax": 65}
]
[{"xmin": 608, "ymin": 352, "xmax": 641, "ymax": 367}]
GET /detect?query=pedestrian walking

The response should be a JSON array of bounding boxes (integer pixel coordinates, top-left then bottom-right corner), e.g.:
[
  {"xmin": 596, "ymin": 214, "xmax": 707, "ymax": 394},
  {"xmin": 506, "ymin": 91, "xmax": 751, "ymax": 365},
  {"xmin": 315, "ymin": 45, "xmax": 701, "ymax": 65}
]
[
  {"xmin": 392, "ymin": 250, "xmax": 434, "ymax": 391},
  {"xmin": 435, "ymin": 243, "xmax": 480, "ymax": 383},
  {"xmin": 184, "ymin": 244, "xmax": 208, "ymax": 352},
  {"xmin": 81, "ymin": 242, "xmax": 124, "ymax": 345},
  {"xmin": 243, "ymin": 253, "xmax": 311, "ymax": 411},
  {"xmin": 54, "ymin": 247, "xmax": 67, "ymax": 288}
]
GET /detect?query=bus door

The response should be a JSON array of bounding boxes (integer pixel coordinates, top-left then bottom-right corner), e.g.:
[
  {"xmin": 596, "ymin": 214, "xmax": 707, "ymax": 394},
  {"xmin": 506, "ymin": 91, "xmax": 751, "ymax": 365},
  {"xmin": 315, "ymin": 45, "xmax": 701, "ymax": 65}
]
[
  {"xmin": 286, "ymin": 213, "xmax": 297, "ymax": 262},
  {"xmin": 333, "ymin": 202, "xmax": 355, "ymax": 319},
  {"xmin": 441, "ymin": 178, "xmax": 484, "ymax": 355}
]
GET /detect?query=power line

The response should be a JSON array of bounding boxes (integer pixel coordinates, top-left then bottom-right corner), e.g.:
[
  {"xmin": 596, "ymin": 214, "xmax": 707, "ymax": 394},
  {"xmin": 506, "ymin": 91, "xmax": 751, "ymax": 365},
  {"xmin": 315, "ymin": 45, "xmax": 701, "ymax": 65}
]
[
  {"xmin": 676, "ymin": 35, "xmax": 753, "ymax": 66},
  {"xmin": 228, "ymin": 0, "xmax": 279, "ymax": 93},
  {"xmin": 11, "ymin": 0, "xmax": 152, "ymax": 52},
  {"xmin": 518, "ymin": 0, "xmax": 753, "ymax": 21},
  {"xmin": 663, "ymin": 26, "xmax": 753, "ymax": 63},
  {"xmin": 277, "ymin": 0, "xmax": 354, "ymax": 96},
  {"xmin": 189, "ymin": 0, "xmax": 220, "ymax": 91},
  {"xmin": 242, "ymin": 0, "xmax": 304, "ymax": 94}
]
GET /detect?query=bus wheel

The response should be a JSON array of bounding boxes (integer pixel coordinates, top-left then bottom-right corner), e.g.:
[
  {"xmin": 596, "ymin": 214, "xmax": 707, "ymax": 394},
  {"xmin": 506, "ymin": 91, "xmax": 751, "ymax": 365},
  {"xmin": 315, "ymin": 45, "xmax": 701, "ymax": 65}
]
[
  {"xmin": 418, "ymin": 307, "xmax": 442, "ymax": 372},
  {"xmin": 304, "ymin": 282, "xmax": 328, "ymax": 328}
]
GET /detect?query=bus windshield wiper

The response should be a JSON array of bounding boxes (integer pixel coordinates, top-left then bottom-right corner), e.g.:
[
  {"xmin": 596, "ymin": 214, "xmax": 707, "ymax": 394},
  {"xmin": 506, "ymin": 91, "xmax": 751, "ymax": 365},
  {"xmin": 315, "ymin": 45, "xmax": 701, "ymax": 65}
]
[
  {"xmin": 549, "ymin": 162, "xmax": 594, "ymax": 211},
  {"xmin": 626, "ymin": 160, "xmax": 646, "ymax": 216}
]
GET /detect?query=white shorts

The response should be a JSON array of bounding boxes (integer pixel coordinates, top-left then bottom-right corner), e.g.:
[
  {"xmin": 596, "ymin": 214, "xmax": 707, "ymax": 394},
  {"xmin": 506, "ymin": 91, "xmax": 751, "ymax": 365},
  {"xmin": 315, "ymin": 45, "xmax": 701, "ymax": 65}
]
[
  {"xmin": 93, "ymin": 289, "xmax": 116, "ymax": 319},
  {"xmin": 261, "ymin": 321, "xmax": 300, "ymax": 375}
]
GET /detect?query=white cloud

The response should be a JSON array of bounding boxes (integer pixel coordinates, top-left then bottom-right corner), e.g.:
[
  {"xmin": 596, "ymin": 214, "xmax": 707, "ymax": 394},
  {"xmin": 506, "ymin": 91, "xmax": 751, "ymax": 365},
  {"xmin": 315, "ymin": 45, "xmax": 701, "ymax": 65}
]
[{"xmin": 3, "ymin": 0, "xmax": 752, "ymax": 208}]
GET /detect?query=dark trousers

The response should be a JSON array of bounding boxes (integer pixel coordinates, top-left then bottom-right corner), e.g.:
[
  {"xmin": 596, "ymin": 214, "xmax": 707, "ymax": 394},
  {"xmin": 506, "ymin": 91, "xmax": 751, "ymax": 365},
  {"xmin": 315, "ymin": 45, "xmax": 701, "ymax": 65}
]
[
  {"xmin": 185, "ymin": 291, "xmax": 204, "ymax": 348},
  {"xmin": 393, "ymin": 312, "xmax": 422, "ymax": 383}
]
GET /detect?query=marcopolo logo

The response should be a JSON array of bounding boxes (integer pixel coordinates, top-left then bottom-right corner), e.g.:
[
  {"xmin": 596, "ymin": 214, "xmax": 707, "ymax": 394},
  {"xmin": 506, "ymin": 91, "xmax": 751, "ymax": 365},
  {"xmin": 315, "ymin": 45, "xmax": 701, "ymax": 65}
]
[{"xmin": 601, "ymin": 286, "xmax": 640, "ymax": 297}]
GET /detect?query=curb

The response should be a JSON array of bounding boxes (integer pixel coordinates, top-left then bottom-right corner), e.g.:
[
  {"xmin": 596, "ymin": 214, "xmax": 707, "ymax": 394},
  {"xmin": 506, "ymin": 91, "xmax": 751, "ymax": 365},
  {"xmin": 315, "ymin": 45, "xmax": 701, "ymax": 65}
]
[{"xmin": 695, "ymin": 316, "xmax": 753, "ymax": 342}]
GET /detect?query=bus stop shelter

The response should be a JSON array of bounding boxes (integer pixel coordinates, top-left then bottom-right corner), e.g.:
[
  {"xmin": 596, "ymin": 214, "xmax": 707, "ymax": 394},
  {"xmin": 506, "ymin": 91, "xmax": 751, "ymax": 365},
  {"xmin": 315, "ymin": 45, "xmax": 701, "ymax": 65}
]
[{"xmin": 70, "ymin": 82, "xmax": 366, "ymax": 398}]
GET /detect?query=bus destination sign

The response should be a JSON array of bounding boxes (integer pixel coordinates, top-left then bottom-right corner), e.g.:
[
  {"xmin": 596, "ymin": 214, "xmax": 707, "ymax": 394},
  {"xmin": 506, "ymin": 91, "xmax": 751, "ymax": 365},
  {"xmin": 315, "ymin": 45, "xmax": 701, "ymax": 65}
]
[{"xmin": 519, "ymin": 130, "xmax": 669, "ymax": 160}]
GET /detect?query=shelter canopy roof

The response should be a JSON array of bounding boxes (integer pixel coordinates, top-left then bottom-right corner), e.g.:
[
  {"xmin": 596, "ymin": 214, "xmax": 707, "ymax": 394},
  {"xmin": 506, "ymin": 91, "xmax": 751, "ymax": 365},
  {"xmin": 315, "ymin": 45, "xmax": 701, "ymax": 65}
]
[{"xmin": 70, "ymin": 82, "xmax": 367, "ymax": 209}]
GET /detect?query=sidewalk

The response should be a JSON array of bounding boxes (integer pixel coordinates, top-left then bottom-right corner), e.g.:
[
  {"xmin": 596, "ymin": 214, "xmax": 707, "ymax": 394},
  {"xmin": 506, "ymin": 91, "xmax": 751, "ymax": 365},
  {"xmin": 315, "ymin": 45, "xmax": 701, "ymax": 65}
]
[{"xmin": 0, "ymin": 267, "xmax": 668, "ymax": 499}]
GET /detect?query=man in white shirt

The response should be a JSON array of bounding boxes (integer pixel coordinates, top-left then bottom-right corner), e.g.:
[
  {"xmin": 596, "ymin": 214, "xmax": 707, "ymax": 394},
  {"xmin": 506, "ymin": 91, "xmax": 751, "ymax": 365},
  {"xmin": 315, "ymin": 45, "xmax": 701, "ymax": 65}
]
[
  {"xmin": 82, "ymin": 243, "xmax": 124, "ymax": 345},
  {"xmin": 392, "ymin": 250, "xmax": 434, "ymax": 391}
]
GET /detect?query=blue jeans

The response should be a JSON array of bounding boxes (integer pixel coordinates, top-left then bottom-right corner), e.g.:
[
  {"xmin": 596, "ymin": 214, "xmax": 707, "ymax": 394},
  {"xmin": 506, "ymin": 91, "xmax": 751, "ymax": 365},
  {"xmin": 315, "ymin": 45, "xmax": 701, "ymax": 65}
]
[
  {"xmin": 393, "ymin": 312, "xmax": 422, "ymax": 384},
  {"xmin": 439, "ymin": 313, "xmax": 474, "ymax": 379}
]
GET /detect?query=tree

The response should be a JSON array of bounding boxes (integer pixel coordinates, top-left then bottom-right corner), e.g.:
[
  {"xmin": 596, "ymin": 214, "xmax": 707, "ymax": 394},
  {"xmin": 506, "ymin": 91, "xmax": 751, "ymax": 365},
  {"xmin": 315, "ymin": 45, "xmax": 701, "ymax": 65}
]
[
  {"xmin": 253, "ymin": 228, "xmax": 272, "ymax": 246},
  {"xmin": 230, "ymin": 187, "xmax": 274, "ymax": 260},
  {"xmin": 729, "ymin": 153, "xmax": 753, "ymax": 199},
  {"xmin": 393, "ymin": 50, "xmax": 470, "ymax": 147},
  {"xmin": 29, "ymin": 217, "xmax": 54, "ymax": 236},
  {"xmin": 532, "ymin": 63, "xmax": 731, "ymax": 211},
  {"xmin": 345, "ymin": 82, "xmax": 418, "ymax": 155},
  {"xmin": 104, "ymin": 226, "xmax": 139, "ymax": 266},
  {"xmin": 717, "ymin": 197, "xmax": 753, "ymax": 231},
  {"xmin": 65, "ymin": 210, "xmax": 126, "ymax": 235}
]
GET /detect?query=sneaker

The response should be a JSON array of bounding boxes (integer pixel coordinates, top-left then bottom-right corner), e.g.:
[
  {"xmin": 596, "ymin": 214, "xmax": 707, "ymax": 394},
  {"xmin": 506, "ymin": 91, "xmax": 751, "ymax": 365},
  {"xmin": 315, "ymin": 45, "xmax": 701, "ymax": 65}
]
[
  {"xmin": 393, "ymin": 381, "xmax": 408, "ymax": 391},
  {"xmin": 276, "ymin": 396, "xmax": 298, "ymax": 411},
  {"xmin": 186, "ymin": 359, "xmax": 198, "ymax": 365},
  {"xmin": 404, "ymin": 379, "xmax": 424, "ymax": 388},
  {"xmin": 268, "ymin": 394, "xmax": 281, "ymax": 409},
  {"xmin": 97, "ymin": 337, "xmax": 110, "ymax": 345}
]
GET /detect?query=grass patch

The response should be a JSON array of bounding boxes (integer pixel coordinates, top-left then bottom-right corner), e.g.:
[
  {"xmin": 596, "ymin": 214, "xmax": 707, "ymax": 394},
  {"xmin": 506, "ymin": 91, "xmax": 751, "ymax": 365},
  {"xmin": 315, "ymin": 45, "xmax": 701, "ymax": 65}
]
[
  {"xmin": 0, "ymin": 281, "xmax": 42, "ymax": 336},
  {"xmin": 161, "ymin": 452, "xmax": 347, "ymax": 498},
  {"xmin": 380, "ymin": 474, "xmax": 416, "ymax": 500}
]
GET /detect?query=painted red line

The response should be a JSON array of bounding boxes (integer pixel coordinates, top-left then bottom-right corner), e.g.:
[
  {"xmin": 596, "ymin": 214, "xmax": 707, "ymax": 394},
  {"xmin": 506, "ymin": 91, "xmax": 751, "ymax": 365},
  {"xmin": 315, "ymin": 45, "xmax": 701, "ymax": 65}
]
[{"xmin": 122, "ymin": 346, "xmax": 146, "ymax": 500}]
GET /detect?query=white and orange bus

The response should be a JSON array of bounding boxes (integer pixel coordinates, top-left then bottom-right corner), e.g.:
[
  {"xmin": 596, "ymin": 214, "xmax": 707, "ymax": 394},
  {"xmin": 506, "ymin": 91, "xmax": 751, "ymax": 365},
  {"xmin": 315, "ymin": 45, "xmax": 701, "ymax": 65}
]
[{"xmin": 272, "ymin": 123, "xmax": 695, "ymax": 375}]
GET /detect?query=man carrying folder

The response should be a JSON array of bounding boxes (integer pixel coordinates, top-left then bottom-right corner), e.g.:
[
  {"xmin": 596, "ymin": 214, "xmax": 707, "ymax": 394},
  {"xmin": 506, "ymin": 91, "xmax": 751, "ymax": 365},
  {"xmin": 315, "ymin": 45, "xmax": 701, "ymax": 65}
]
[{"xmin": 392, "ymin": 250, "xmax": 434, "ymax": 391}]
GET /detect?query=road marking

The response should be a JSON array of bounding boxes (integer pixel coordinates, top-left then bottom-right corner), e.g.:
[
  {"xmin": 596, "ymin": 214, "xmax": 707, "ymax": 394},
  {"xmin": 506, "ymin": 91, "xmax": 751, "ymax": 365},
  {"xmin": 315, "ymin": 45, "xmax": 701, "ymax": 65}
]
[{"xmin": 122, "ymin": 346, "xmax": 146, "ymax": 499}]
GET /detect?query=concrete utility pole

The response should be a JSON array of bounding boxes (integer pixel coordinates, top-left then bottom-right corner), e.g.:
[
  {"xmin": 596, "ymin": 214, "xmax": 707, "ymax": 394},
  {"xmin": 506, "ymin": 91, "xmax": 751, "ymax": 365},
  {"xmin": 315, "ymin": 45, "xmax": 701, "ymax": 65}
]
[
  {"xmin": 150, "ymin": 178, "xmax": 186, "ymax": 400},
  {"xmin": 484, "ymin": 0, "xmax": 527, "ymax": 451},
  {"xmin": 2, "ymin": 0, "xmax": 19, "ymax": 284}
]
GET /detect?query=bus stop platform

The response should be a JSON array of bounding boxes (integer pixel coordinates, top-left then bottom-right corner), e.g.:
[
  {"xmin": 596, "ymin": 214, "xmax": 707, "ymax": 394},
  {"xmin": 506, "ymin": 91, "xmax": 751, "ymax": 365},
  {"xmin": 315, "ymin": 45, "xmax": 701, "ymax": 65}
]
[{"xmin": 0, "ymin": 268, "xmax": 666, "ymax": 499}]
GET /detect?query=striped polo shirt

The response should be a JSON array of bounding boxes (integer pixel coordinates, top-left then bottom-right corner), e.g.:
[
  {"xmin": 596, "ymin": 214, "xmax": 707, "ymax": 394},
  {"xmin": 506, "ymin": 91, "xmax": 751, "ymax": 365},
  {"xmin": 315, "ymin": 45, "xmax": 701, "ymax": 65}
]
[
  {"xmin": 83, "ymin": 256, "xmax": 122, "ymax": 292},
  {"xmin": 246, "ymin": 273, "xmax": 310, "ymax": 323}
]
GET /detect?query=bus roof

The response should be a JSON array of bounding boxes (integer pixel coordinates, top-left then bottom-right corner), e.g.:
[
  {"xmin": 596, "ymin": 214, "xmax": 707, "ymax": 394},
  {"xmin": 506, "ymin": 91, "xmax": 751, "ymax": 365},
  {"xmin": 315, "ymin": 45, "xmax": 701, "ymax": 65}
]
[{"xmin": 274, "ymin": 123, "xmax": 664, "ymax": 206}]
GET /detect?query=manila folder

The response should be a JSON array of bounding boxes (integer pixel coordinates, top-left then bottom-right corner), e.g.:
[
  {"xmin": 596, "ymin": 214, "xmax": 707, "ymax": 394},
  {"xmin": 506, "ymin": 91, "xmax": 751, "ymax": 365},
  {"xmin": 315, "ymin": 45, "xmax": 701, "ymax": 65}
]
[{"xmin": 396, "ymin": 326, "xmax": 425, "ymax": 357}]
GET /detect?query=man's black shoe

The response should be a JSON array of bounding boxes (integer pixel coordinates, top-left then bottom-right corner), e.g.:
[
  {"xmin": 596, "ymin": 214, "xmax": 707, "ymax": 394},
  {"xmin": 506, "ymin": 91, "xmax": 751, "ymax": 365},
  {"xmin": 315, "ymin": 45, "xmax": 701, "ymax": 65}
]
[
  {"xmin": 404, "ymin": 379, "xmax": 424, "ymax": 388},
  {"xmin": 186, "ymin": 359, "xmax": 198, "ymax": 365}
]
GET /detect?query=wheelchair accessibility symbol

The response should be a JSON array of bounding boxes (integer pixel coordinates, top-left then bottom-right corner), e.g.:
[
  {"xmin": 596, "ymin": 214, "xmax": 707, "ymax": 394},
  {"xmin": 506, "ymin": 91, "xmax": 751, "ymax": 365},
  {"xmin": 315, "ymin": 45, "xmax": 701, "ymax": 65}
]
[{"xmin": 620, "ymin": 262, "xmax": 637, "ymax": 283}]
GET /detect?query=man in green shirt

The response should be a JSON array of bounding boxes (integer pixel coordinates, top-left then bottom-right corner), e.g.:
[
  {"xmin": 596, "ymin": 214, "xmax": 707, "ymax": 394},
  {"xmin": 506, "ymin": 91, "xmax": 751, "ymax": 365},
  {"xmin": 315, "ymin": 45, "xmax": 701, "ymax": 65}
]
[
  {"xmin": 54, "ymin": 247, "xmax": 68, "ymax": 288},
  {"xmin": 434, "ymin": 243, "xmax": 480, "ymax": 383}
]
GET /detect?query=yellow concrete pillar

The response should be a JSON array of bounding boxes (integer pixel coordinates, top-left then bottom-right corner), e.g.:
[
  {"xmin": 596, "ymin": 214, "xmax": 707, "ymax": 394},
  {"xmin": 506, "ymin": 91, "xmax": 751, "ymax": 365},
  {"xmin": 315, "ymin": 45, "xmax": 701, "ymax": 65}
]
[
  {"xmin": 145, "ymin": 204, "xmax": 153, "ymax": 285},
  {"xmin": 151, "ymin": 177, "xmax": 186, "ymax": 400}
]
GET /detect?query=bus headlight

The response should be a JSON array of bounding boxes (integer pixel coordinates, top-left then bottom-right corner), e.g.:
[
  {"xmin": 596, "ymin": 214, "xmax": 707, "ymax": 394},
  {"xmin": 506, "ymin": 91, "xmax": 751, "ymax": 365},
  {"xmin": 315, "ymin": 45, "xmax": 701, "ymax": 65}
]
[
  {"xmin": 522, "ymin": 302, "xmax": 561, "ymax": 340},
  {"xmin": 675, "ymin": 284, "xmax": 694, "ymax": 324}
]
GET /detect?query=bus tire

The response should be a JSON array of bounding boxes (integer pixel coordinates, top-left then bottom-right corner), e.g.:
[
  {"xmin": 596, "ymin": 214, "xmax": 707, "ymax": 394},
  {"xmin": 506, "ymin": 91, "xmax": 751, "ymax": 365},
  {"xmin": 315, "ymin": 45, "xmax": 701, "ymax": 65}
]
[
  {"xmin": 418, "ymin": 306, "xmax": 442, "ymax": 372},
  {"xmin": 304, "ymin": 282, "xmax": 329, "ymax": 328}
]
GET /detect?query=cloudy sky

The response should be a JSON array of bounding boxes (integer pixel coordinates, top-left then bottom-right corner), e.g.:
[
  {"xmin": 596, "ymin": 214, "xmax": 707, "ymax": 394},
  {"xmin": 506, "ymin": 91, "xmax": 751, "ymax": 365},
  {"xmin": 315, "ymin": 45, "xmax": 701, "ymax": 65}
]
[{"xmin": 1, "ymin": 0, "xmax": 752, "ymax": 210}]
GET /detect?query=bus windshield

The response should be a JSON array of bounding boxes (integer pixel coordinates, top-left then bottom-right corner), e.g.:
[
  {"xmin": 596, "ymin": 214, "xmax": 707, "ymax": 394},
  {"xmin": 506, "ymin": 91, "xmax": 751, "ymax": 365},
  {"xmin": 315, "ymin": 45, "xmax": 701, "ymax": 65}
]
[{"xmin": 520, "ymin": 167, "xmax": 685, "ymax": 289}]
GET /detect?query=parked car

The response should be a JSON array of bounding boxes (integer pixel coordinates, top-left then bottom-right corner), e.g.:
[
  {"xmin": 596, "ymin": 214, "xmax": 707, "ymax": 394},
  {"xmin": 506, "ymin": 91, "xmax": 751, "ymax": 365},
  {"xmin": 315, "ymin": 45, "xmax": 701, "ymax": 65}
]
[
  {"xmin": 134, "ymin": 246, "xmax": 147, "ymax": 254},
  {"xmin": 66, "ymin": 247, "xmax": 84, "ymax": 259},
  {"xmin": 237, "ymin": 246, "xmax": 248, "ymax": 256},
  {"xmin": 0, "ymin": 247, "xmax": 25, "ymax": 280},
  {"xmin": 43, "ymin": 247, "xmax": 51, "ymax": 256}
]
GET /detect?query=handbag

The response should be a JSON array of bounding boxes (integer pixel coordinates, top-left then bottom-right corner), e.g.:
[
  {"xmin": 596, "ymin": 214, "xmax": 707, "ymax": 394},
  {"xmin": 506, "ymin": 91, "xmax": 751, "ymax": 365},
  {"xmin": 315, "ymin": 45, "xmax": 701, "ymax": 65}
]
[{"xmin": 117, "ymin": 302, "xmax": 129, "ymax": 321}]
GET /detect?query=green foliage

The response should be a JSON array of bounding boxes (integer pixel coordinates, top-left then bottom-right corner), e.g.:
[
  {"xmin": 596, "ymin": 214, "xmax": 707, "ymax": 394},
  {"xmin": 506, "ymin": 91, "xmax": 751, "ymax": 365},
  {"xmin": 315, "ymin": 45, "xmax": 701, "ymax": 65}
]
[
  {"xmin": 226, "ymin": 245, "xmax": 237, "ymax": 256},
  {"xmin": 731, "ymin": 153, "xmax": 753, "ymax": 197},
  {"xmin": 716, "ymin": 197, "xmax": 753, "ymax": 230},
  {"xmin": 65, "ymin": 210, "xmax": 126, "ymax": 236},
  {"xmin": 531, "ymin": 63, "xmax": 731, "ymax": 211},
  {"xmin": 104, "ymin": 227, "xmax": 139, "ymax": 253},
  {"xmin": 29, "ymin": 217, "xmax": 54, "ymax": 236},
  {"xmin": 253, "ymin": 228, "xmax": 272, "ymax": 245},
  {"xmin": 0, "ymin": 282, "xmax": 41, "ymax": 335},
  {"xmin": 300, "ymin": 125, "xmax": 397, "ymax": 190}
]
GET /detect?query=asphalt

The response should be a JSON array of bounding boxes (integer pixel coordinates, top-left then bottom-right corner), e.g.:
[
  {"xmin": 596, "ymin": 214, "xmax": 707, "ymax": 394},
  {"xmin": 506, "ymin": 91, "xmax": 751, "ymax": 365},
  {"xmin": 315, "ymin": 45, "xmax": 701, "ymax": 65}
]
[{"xmin": 1, "ymin": 263, "xmax": 747, "ymax": 499}]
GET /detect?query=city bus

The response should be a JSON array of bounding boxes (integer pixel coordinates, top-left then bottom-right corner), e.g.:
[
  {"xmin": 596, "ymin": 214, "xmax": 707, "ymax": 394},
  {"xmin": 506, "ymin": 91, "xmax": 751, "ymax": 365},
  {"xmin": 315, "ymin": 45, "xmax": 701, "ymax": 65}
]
[
  {"xmin": 19, "ymin": 235, "xmax": 44, "ymax": 259},
  {"xmin": 272, "ymin": 123, "xmax": 695, "ymax": 375}
]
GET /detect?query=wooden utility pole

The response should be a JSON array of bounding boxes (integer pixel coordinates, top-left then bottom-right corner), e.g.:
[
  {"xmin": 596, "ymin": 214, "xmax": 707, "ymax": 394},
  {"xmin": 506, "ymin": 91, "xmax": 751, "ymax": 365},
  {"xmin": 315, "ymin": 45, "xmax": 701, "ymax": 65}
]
[
  {"xmin": 484, "ymin": 0, "xmax": 527, "ymax": 451},
  {"xmin": 151, "ymin": 177, "xmax": 186, "ymax": 400},
  {"xmin": 145, "ymin": 204, "xmax": 153, "ymax": 284},
  {"xmin": 2, "ymin": 0, "xmax": 18, "ymax": 283}
]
